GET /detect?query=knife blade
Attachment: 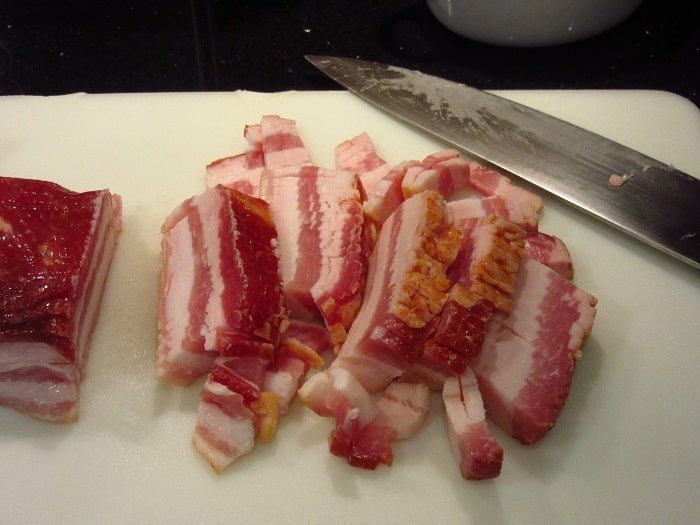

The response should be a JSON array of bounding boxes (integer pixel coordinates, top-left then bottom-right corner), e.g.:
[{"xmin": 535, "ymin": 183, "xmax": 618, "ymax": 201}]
[{"xmin": 306, "ymin": 55, "xmax": 700, "ymax": 270}]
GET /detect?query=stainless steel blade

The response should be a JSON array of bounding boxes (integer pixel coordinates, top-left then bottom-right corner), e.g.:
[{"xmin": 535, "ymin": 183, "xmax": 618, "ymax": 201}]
[{"xmin": 306, "ymin": 55, "xmax": 700, "ymax": 270}]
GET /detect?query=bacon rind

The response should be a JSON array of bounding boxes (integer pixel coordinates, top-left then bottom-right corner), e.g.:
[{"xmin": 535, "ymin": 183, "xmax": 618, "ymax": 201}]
[{"xmin": 0, "ymin": 177, "xmax": 121, "ymax": 422}]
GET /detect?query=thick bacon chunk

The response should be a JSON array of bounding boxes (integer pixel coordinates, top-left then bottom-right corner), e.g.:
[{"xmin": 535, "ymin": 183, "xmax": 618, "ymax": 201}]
[
  {"xmin": 408, "ymin": 215, "xmax": 525, "ymax": 386},
  {"xmin": 326, "ymin": 190, "xmax": 462, "ymax": 393},
  {"xmin": 0, "ymin": 176, "xmax": 121, "ymax": 422},
  {"xmin": 471, "ymin": 258, "xmax": 597, "ymax": 443},
  {"xmin": 443, "ymin": 369, "xmax": 503, "ymax": 480},
  {"xmin": 157, "ymin": 187, "xmax": 288, "ymax": 386},
  {"xmin": 449, "ymin": 195, "xmax": 540, "ymax": 232},
  {"xmin": 260, "ymin": 166, "xmax": 370, "ymax": 346}
]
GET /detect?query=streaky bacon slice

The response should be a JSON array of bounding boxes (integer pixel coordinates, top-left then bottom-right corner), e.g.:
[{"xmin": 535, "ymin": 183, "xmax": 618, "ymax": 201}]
[
  {"xmin": 471, "ymin": 257, "xmax": 597, "ymax": 444},
  {"xmin": 523, "ymin": 231, "xmax": 574, "ymax": 280},
  {"xmin": 260, "ymin": 166, "xmax": 370, "ymax": 346},
  {"xmin": 260, "ymin": 115, "xmax": 312, "ymax": 169},
  {"xmin": 443, "ymin": 369, "xmax": 503, "ymax": 480},
  {"xmin": 0, "ymin": 176, "xmax": 121, "ymax": 422},
  {"xmin": 335, "ymin": 132, "xmax": 390, "ymax": 195},
  {"xmin": 407, "ymin": 215, "xmax": 525, "ymax": 386},
  {"xmin": 467, "ymin": 163, "xmax": 543, "ymax": 225},
  {"xmin": 205, "ymin": 123, "xmax": 264, "ymax": 195}
]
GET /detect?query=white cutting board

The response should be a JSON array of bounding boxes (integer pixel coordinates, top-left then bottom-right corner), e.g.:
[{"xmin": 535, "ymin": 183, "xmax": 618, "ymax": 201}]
[{"xmin": 1, "ymin": 90, "xmax": 699, "ymax": 525}]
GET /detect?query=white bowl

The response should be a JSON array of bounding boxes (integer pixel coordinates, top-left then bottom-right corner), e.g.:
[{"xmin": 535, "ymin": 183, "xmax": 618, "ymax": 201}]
[{"xmin": 427, "ymin": 0, "xmax": 643, "ymax": 47}]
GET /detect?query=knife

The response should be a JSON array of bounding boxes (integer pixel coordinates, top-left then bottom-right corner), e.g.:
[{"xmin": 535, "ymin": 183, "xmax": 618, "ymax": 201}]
[{"xmin": 306, "ymin": 55, "xmax": 700, "ymax": 270}]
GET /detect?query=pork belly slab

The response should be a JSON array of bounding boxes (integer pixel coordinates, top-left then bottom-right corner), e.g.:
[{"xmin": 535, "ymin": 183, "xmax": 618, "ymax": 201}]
[
  {"xmin": 471, "ymin": 257, "xmax": 597, "ymax": 444},
  {"xmin": 0, "ymin": 176, "xmax": 121, "ymax": 422}
]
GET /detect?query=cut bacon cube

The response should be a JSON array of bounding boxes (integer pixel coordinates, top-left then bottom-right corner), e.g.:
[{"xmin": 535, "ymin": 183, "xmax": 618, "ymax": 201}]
[
  {"xmin": 401, "ymin": 150, "xmax": 471, "ymax": 200},
  {"xmin": 260, "ymin": 166, "xmax": 370, "ymax": 346},
  {"xmin": 0, "ymin": 176, "xmax": 121, "ymax": 422},
  {"xmin": 443, "ymin": 369, "xmax": 503, "ymax": 480},
  {"xmin": 471, "ymin": 257, "xmax": 597, "ymax": 443},
  {"xmin": 448, "ymin": 194, "xmax": 540, "ymax": 232}
]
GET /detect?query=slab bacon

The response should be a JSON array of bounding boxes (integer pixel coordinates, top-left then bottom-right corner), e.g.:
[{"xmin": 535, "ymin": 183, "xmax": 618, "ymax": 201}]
[
  {"xmin": 335, "ymin": 132, "xmax": 390, "ymax": 195},
  {"xmin": 0, "ymin": 176, "xmax": 121, "ymax": 422}
]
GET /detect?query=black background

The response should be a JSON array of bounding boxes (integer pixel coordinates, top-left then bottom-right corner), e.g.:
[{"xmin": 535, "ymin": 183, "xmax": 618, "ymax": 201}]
[{"xmin": 1, "ymin": 0, "xmax": 698, "ymax": 107}]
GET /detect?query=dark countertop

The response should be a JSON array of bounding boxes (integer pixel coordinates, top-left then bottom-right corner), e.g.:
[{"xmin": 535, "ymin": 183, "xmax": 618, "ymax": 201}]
[{"xmin": 1, "ymin": 0, "xmax": 698, "ymax": 108}]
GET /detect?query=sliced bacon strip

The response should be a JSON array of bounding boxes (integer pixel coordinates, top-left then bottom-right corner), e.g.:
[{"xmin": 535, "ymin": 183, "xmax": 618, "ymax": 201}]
[
  {"xmin": 443, "ymin": 369, "xmax": 503, "ymax": 480},
  {"xmin": 260, "ymin": 166, "xmax": 370, "ymax": 345},
  {"xmin": 335, "ymin": 132, "xmax": 390, "ymax": 195},
  {"xmin": 471, "ymin": 257, "xmax": 597, "ymax": 444},
  {"xmin": 0, "ymin": 177, "xmax": 121, "ymax": 422}
]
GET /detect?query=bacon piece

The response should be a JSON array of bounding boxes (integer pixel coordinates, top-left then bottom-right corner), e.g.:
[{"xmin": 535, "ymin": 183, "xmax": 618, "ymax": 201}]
[
  {"xmin": 471, "ymin": 258, "xmax": 597, "ymax": 443},
  {"xmin": 0, "ymin": 177, "xmax": 121, "ymax": 422},
  {"xmin": 157, "ymin": 187, "xmax": 288, "ymax": 385},
  {"xmin": 260, "ymin": 115, "xmax": 312, "ymax": 169},
  {"xmin": 467, "ymin": 163, "xmax": 543, "ymax": 225},
  {"xmin": 401, "ymin": 150, "xmax": 471, "ymax": 199},
  {"xmin": 205, "ymin": 124, "xmax": 265, "ymax": 195},
  {"xmin": 373, "ymin": 381, "xmax": 431, "ymax": 440},
  {"xmin": 408, "ymin": 215, "xmax": 525, "ymax": 386},
  {"xmin": 335, "ymin": 132, "xmax": 390, "ymax": 195},
  {"xmin": 260, "ymin": 166, "xmax": 370, "ymax": 346},
  {"xmin": 329, "ymin": 190, "xmax": 462, "ymax": 393},
  {"xmin": 443, "ymin": 369, "xmax": 503, "ymax": 480},
  {"xmin": 523, "ymin": 231, "xmax": 574, "ymax": 279},
  {"xmin": 449, "ymin": 195, "xmax": 540, "ymax": 232},
  {"xmin": 363, "ymin": 160, "xmax": 420, "ymax": 226},
  {"xmin": 193, "ymin": 358, "xmax": 258, "ymax": 472}
]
